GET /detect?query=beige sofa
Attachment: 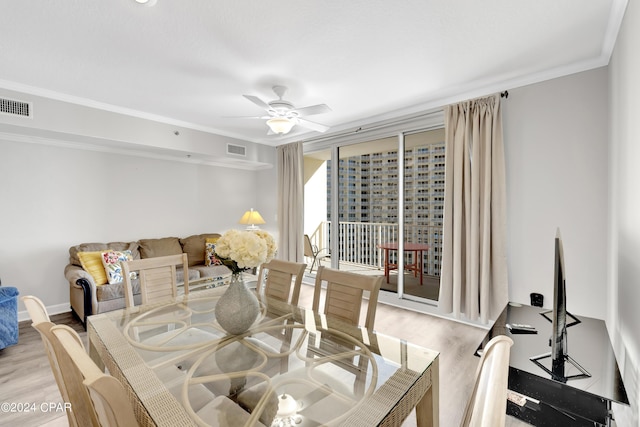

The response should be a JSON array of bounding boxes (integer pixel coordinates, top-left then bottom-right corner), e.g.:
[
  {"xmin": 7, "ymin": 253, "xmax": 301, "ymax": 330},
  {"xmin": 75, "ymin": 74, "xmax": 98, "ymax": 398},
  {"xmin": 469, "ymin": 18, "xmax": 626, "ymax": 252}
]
[{"xmin": 64, "ymin": 233, "xmax": 230, "ymax": 327}]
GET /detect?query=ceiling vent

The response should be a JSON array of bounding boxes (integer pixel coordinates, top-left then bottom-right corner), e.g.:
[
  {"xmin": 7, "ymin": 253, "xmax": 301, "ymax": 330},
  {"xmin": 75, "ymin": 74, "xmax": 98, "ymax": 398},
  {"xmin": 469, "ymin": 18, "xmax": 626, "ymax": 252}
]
[
  {"xmin": 227, "ymin": 143, "xmax": 246, "ymax": 157},
  {"xmin": 0, "ymin": 97, "xmax": 32, "ymax": 118}
]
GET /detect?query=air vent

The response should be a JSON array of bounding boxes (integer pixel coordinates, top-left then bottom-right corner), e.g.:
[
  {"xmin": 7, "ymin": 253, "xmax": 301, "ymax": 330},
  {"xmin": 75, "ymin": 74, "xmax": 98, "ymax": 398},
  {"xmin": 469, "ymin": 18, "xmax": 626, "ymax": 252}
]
[
  {"xmin": 0, "ymin": 98, "xmax": 32, "ymax": 118},
  {"xmin": 227, "ymin": 143, "xmax": 246, "ymax": 156}
]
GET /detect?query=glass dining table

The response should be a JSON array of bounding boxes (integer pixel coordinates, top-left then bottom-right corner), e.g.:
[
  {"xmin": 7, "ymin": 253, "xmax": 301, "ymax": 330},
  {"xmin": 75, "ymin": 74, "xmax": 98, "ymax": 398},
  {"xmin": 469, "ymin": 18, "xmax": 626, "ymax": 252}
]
[{"xmin": 87, "ymin": 286, "xmax": 440, "ymax": 427}]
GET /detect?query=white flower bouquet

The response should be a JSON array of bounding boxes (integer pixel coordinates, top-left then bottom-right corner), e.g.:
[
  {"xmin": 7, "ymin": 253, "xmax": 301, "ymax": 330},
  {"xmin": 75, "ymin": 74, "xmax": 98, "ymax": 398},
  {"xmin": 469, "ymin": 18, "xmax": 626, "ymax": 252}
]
[{"xmin": 214, "ymin": 229, "xmax": 277, "ymax": 275}]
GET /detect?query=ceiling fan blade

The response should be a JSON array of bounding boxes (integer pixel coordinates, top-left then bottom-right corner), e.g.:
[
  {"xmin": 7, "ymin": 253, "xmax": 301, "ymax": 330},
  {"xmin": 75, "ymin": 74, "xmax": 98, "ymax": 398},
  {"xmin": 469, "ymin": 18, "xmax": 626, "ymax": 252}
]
[
  {"xmin": 242, "ymin": 95, "xmax": 271, "ymax": 111},
  {"xmin": 295, "ymin": 104, "xmax": 332, "ymax": 116},
  {"xmin": 297, "ymin": 118, "xmax": 330, "ymax": 133}
]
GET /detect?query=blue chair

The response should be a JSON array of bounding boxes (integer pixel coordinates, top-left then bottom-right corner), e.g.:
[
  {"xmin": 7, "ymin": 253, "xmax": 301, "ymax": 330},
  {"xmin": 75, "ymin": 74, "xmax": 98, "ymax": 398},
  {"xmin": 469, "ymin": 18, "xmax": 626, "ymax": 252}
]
[{"xmin": 0, "ymin": 286, "xmax": 19, "ymax": 349}]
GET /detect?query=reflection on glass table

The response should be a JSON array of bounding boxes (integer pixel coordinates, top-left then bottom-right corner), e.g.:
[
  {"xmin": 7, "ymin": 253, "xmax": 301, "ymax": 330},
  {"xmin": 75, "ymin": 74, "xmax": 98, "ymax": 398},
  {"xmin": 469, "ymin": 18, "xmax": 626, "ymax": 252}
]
[{"xmin": 88, "ymin": 287, "xmax": 440, "ymax": 427}]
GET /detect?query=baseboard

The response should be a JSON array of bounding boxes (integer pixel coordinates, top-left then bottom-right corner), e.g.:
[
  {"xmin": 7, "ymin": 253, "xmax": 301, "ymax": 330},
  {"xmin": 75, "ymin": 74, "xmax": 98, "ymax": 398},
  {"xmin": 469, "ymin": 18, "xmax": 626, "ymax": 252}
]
[
  {"xmin": 18, "ymin": 303, "xmax": 70, "ymax": 322},
  {"xmin": 377, "ymin": 291, "xmax": 491, "ymax": 330}
]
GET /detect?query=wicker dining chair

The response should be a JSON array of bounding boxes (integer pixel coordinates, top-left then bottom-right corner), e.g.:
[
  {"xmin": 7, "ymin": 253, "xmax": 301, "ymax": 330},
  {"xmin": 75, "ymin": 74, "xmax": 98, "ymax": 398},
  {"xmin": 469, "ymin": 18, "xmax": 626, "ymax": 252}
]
[
  {"xmin": 256, "ymin": 258, "xmax": 307, "ymax": 306},
  {"xmin": 122, "ymin": 253, "xmax": 189, "ymax": 308},
  {"xmin": 312, "ymin": 265, "xmax": 383, "ymax": 329},
  {"xmin": 254, "ymin": 259, "xmax": 307, "ymax": 372},
  {"xmin": 460, "ymin": 335, "xmax": 514, "ymax": 427},
  {"xmin": 307, "ymin": 266, "xmax": 383, "ymax": 397},
  {"xmin": 52, "ymin": 324, "xmax": 139, "ymax": 427},
  {"xmin": 22, "ymin": 296, "xmax": 99, "ymax": 427}
]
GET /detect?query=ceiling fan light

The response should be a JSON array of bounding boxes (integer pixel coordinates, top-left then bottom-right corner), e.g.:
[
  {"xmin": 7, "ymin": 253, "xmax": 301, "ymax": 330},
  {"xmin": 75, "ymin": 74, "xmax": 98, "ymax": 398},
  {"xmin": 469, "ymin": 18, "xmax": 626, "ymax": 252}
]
[
  {"xmin": 267, "ymin": 118, "xmax": 295, "ymax": 135},
  {"xmin": 135, "ymin": 0, "xmax": 157, "ymax": 6}
]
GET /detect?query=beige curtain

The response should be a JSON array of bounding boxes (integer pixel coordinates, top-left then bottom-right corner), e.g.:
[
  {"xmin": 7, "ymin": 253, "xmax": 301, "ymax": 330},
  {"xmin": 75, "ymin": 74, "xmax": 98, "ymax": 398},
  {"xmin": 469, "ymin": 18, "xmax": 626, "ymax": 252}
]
[
  {"xmin": 439, "ymin": 94, "xmax": 508, "ymax": 323},
  {"xmin": 277, "ymin": 142, "xmax": 304, "ymax": 262}
]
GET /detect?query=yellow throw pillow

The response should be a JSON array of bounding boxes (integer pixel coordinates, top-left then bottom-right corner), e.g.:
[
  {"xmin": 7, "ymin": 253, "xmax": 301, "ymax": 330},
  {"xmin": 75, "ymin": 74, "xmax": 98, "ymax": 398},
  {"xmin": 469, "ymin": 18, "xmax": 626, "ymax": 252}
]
[{"xmin": 77, "ymin": 251, "xmax": 109, "ymax": 285}]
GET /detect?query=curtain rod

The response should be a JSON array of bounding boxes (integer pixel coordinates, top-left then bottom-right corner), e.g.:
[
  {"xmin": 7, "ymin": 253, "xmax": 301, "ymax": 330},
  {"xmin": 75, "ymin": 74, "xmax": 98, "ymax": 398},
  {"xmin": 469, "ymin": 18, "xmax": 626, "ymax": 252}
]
[
  {"xmin": 304, "ymin": 92, "xmax": 507, "ymax": 147},
  {"xmin": 302, "ymin": 109, "xmax": 443, "ymax": 146}
]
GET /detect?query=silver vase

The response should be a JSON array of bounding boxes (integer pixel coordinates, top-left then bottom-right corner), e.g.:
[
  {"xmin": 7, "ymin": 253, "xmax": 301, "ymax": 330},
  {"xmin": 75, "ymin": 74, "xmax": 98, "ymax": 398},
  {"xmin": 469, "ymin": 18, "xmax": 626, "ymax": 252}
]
[{"xmin": 215, "ymin": 273, "xmax": 260, "ymax": 335}]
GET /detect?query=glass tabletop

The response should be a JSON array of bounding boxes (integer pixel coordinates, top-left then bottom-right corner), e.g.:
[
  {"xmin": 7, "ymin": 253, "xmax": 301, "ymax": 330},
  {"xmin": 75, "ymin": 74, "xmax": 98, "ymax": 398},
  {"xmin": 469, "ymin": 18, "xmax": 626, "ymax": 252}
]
[{"xmin": 88, "ymin": 287, "xmax": 439, "ymax": 427}]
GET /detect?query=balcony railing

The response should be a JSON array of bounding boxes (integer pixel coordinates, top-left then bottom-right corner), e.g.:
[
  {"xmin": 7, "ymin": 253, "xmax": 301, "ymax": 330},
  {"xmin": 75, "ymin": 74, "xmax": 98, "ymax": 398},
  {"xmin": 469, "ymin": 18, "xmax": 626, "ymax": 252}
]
[{"xmin": 309, "ymin": 221, "xmax": 443, "ymax": 277}]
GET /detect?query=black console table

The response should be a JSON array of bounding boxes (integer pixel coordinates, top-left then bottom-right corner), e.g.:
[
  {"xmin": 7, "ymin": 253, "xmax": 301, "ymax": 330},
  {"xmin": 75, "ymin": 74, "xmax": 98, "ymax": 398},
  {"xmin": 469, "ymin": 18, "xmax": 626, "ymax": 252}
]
[{"xmin": 479, "ymin": 303, "xmax": 629, "ymax": 426}]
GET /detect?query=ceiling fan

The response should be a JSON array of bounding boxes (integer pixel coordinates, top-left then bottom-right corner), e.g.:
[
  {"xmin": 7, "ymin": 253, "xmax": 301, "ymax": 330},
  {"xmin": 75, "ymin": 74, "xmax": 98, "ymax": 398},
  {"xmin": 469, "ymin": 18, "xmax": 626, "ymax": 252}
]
[{"xmin": 235, "ymin": 85, "xmax": 331, "ymax": 135}]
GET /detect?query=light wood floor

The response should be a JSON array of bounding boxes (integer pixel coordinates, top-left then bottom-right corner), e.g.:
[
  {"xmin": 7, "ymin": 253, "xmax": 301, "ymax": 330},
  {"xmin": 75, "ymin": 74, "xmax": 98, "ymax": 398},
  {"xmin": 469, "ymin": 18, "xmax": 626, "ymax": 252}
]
[
  {"xmin": 1, "ymin": 286, "xmax": 528, "ymax": 427},
  {"xmin": 0, "ymin": 310, "xmax": 85, "ymax": 427}
]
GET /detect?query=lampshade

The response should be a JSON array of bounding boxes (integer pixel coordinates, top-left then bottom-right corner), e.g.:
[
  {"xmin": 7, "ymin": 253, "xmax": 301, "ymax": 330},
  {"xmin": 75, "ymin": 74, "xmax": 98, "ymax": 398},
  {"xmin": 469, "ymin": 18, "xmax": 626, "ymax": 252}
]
[
  {"xmin": 238, "ymin": 208, "xmax": 266, "ymax": 230},
  {"xmin": 267, "ymin": 118, "xmax": 295, "ymax": 135}
]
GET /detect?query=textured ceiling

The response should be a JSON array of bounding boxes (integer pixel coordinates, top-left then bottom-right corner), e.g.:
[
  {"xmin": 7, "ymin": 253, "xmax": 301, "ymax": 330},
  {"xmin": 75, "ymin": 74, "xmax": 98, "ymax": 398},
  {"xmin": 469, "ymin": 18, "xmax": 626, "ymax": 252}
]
[{"xmin": 0, "ymin": 0, "xmax": 627, "ymax": 147}]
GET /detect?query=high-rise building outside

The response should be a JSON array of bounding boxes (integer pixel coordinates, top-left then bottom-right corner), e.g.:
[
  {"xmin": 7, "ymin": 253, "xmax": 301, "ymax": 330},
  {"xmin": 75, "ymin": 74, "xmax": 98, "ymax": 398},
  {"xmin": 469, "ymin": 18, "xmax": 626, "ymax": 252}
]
[{"xmin": 327, "ymin": 140, "xmax": 445, "ymax": 276}]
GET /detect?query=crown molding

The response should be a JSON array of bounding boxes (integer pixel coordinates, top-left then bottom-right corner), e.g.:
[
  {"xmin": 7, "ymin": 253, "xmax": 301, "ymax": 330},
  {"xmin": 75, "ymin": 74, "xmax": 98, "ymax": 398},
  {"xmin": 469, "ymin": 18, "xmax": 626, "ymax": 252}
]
[{"xmin": 0, "ymin": 130, "xmax": 273, "ymax": 171}]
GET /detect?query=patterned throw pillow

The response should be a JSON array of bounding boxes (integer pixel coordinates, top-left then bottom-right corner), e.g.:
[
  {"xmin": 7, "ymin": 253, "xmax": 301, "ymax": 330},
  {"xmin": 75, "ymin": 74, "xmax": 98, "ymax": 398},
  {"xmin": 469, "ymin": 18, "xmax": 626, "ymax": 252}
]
[
  {"xmin": 101, "ymin": 250, "xmax": 133, "ymax": 284},
  {"xmin": 205, "ymin": 238, "xmax": 222, "ymax": 267}
]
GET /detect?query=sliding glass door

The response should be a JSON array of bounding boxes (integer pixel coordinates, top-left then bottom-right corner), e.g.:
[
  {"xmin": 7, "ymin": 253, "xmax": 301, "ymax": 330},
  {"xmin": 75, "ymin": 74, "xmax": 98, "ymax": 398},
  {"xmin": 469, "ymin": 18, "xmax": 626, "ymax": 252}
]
[
  {"xmin": 334, "ymin": 139, "xmax": 397, "ymax": 287},
  {"xmin": 303, "ymin": 128, "xmax": 444, "ymax": 304},
  {"xmin": 401, "ymin": 130, "xmax": 445, "ymax": 301}
]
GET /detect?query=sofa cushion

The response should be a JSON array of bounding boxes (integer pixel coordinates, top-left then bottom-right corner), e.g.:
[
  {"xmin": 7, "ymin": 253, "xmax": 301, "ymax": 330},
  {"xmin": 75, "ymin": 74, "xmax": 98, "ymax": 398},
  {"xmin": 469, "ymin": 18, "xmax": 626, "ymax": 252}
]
[
  {"xmin": 70, "ymin": 242, "xmax": 139, "ymax": 267},
  {"xmin": 185, "ymin": 268, "xmax": 201, "ymax": 282},
  {"xmin": 77, "ymin": 251, "xmax": 109, "ymax": 285},
  {"xmin": 180, "ymin": 233, "xmax": 222, "ymax": 266},
  {"xmin": 139, "ymin": 237, "xmax": 182, "ymax": 259},
  {"xmin": 96, "ymin": 278, "xmax": 141, "ymax": 302},
  {"xmin": 101, "ymin": 250, "xmax": 134, "ymax": 284},
  {"xmin": 190, "ymin": 265, "xmax": 231, "ymax": 279}
]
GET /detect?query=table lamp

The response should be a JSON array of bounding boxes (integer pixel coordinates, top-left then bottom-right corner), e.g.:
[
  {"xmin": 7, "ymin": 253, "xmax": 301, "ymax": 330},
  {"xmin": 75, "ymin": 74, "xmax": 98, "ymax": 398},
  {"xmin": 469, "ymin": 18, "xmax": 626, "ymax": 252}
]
[{"xmin": 238, "ymin": 208, "xmax": 266, "ymax": 230}]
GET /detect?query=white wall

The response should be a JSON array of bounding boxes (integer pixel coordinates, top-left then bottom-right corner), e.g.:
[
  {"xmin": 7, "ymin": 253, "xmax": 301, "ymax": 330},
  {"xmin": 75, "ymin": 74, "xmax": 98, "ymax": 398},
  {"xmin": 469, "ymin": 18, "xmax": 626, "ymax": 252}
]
[
  {"xmin": 0, "ymin": 137, "xmax": 277, "ymax": 316},
  {"xmin": 255, "ymin": 149, "xmax": 279, "ymax": 239},
  {"xmin": 609, "ymin": 0, "xmax": 640, "ymax": 424},
  {"xmin": 503, "ymin": 67, "xmax": 609, "ymax": 320},
  {"xmin": 0, "ymin": 87, "xmax": 254, "ymax": 161}
]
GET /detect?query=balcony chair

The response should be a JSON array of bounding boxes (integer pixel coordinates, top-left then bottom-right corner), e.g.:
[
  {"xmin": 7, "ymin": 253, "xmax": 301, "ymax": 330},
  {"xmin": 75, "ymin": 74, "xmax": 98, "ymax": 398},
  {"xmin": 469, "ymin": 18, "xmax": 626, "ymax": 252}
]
[
  {"xmin": 51, "ymin": 324, "xmax": 139, "ymax": 427},
  {"xmin": 122, "ymin": 253, "xmax": 189, "ymax": 308},
  {"xmin": 22, "ymin": 295, "xmax": 99, "ymax": 427},
  {"xmin": 460, "ymin": 335, "xmax": 514, "ymax": 427},
  {"xmin": 304, "ymin": 234, "xmax": 330, "ymax": 273}
]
